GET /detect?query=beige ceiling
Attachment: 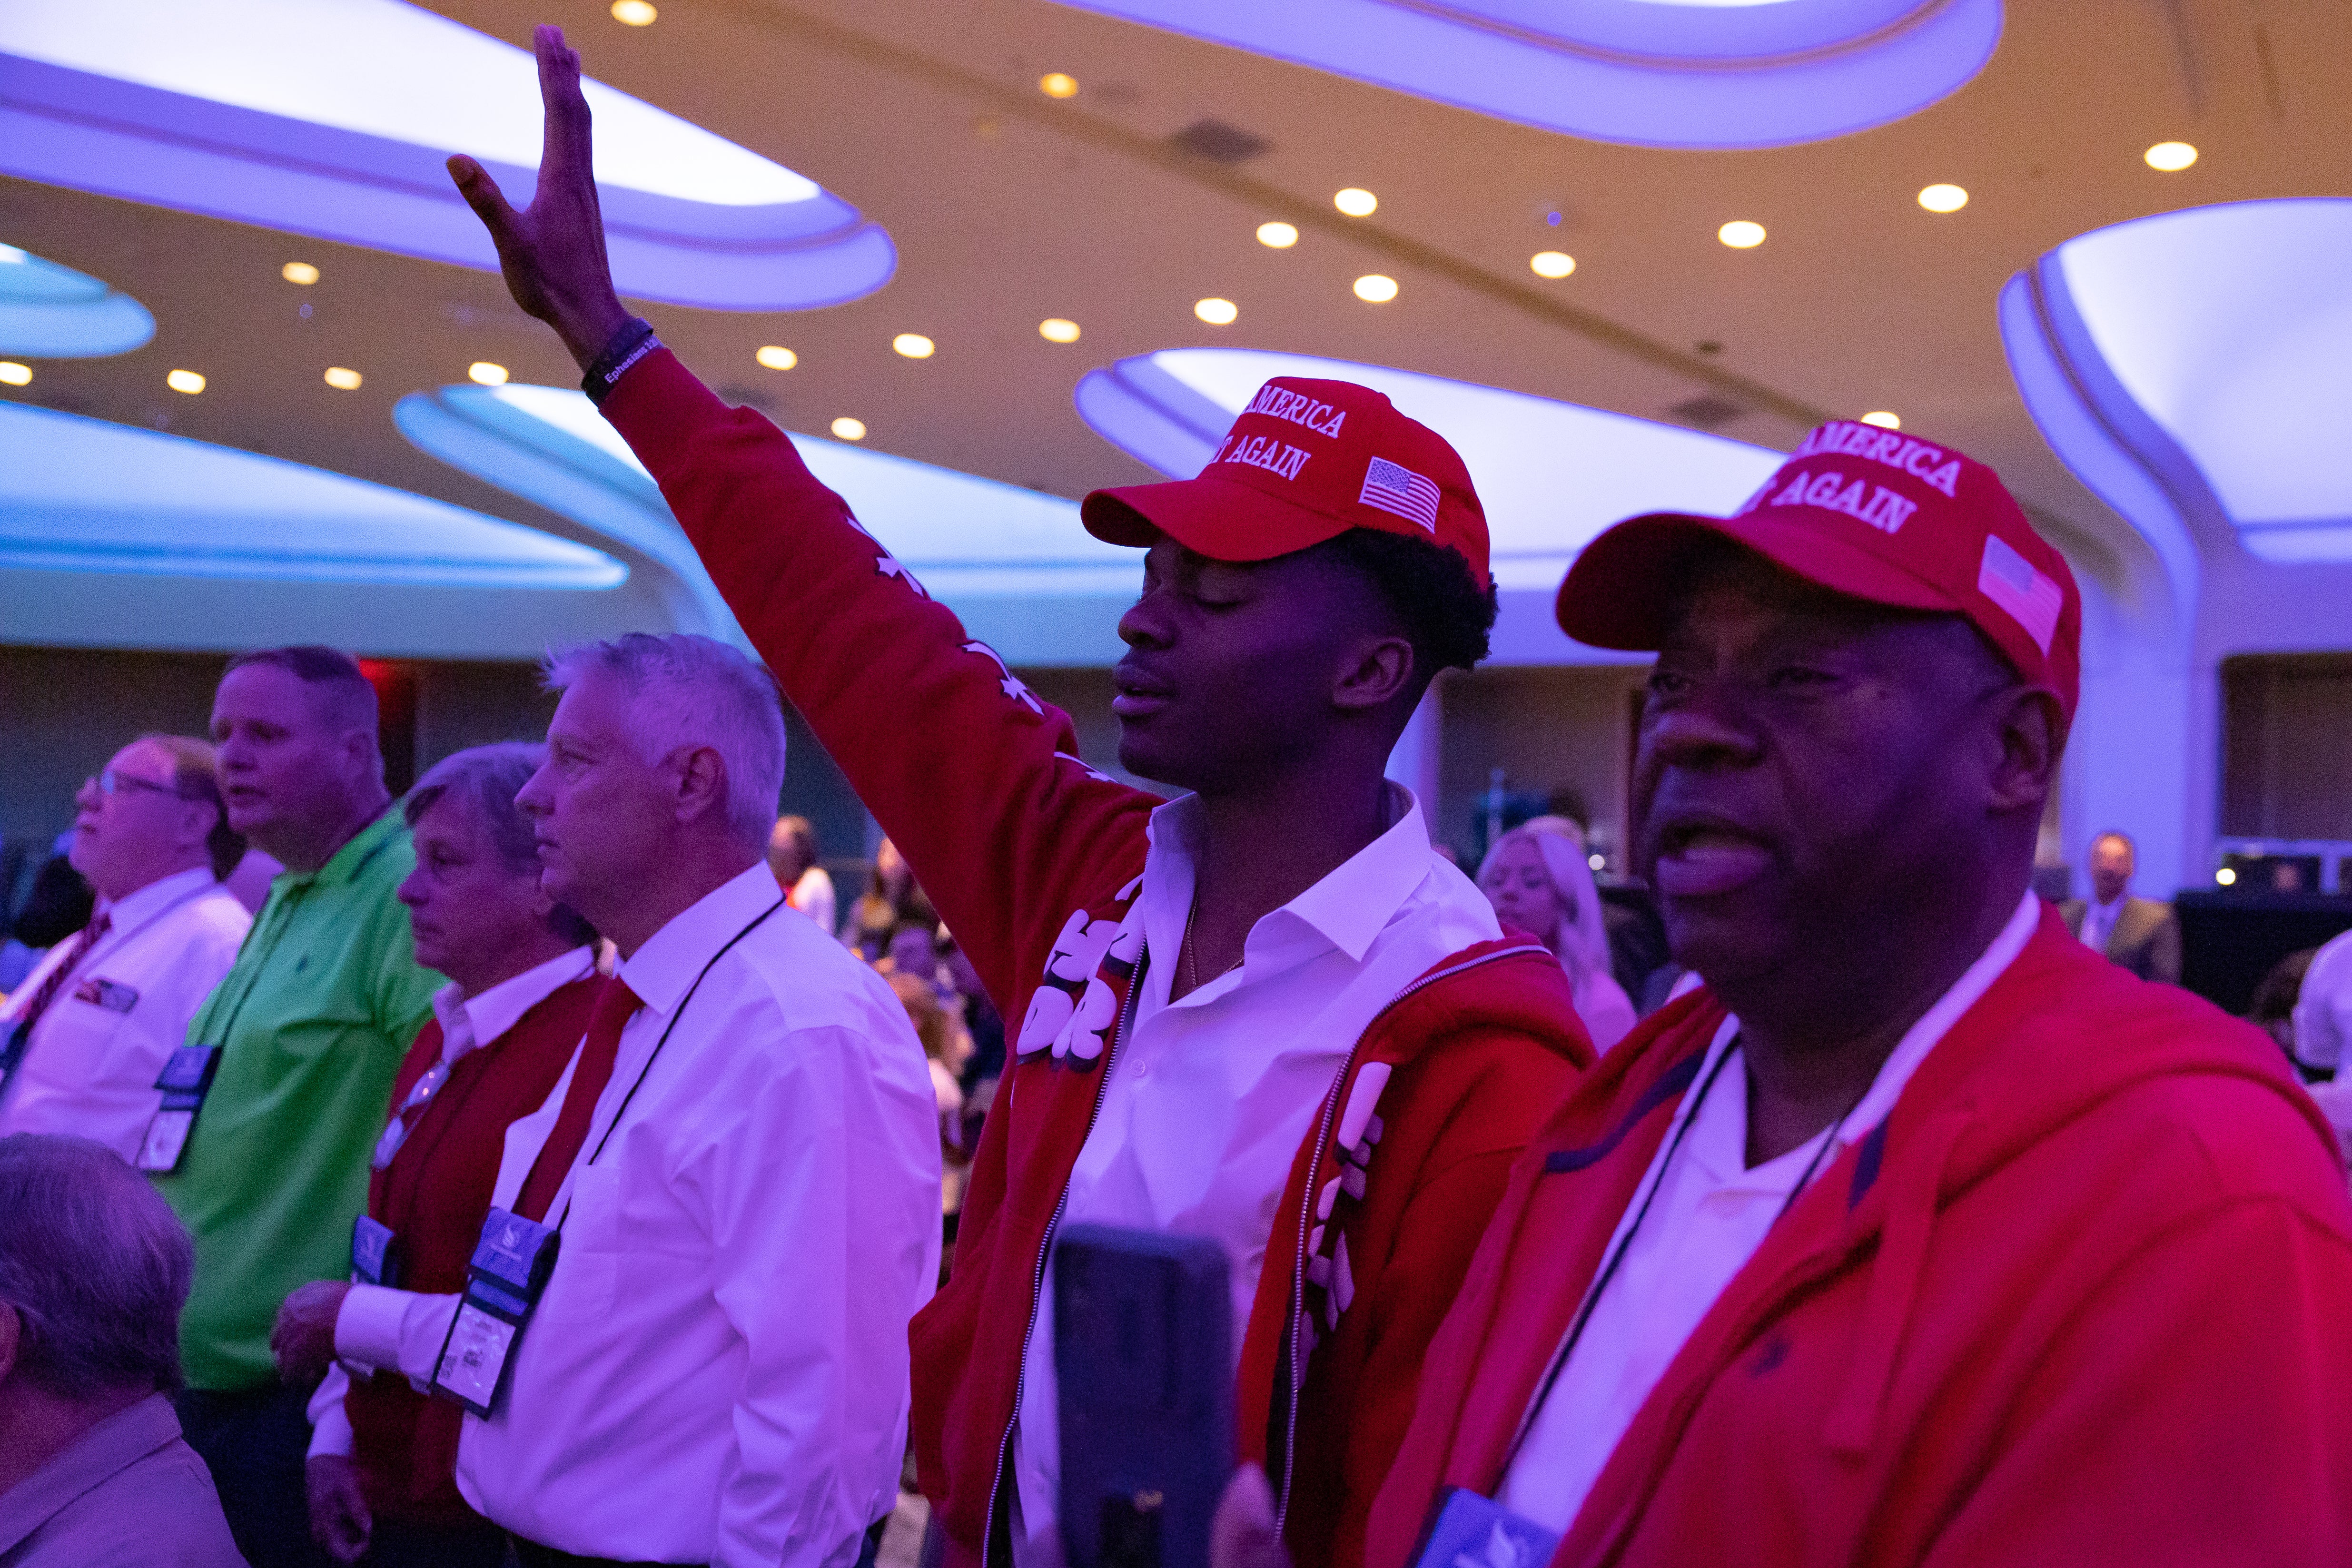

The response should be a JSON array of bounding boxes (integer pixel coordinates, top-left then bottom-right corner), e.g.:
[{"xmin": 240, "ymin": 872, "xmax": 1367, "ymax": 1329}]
[{"xmin": 3, "ymin": 0, "xmax": 2346, "ymax": 602}]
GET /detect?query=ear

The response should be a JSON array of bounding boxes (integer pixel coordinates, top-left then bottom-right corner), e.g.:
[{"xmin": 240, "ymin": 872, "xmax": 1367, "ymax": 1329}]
[
  {"xmin": 670, "ymin": 744, "xmax": 731, "ymax": 828},
  {"xmin": 1986, "ymin": 684, "xmax": 2065, "ymax": 818},
  {"xmin": 1331, "ymin": 632, "xmax": 1418, "ymax": 717}
]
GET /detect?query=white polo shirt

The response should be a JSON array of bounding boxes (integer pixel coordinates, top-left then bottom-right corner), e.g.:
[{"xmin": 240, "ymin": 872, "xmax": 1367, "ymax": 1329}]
[
  {"xmin": 1008, "ymin": 787, "xmax": 1501, "ymax": 1568},
  {"xmin": 0, "ymin": 867, "xmax": 250, "ymax": 1160},
  {"xmin": 1498, "ymin": 891, "xmax": 2041, "ymax": 1532}
]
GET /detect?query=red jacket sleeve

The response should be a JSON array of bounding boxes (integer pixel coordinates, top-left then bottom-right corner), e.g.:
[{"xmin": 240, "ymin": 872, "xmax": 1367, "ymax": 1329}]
[
  {"xmin": 1921, "ymin": 1197, "xmax": 2352, "ymax": 1566},
  {"xmin": 600, "ymin": 351, "xmax": 1155, "ymax": 1012}
]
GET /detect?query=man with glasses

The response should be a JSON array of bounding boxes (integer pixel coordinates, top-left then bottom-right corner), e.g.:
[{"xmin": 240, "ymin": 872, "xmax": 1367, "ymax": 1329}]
[{"xmin": 0, "ymin": 735, "xmax": 251, "ymax": 1160}]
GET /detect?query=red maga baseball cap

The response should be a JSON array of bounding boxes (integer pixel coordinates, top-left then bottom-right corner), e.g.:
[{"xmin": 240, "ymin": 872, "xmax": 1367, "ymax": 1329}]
[
  {"xmin": 1556, "ymin": 420, "xmax": 2082, "ymax": 720},
  {"xmin": 1081, "ymin": 377, "xmax": 1492, "ymax": 590}
]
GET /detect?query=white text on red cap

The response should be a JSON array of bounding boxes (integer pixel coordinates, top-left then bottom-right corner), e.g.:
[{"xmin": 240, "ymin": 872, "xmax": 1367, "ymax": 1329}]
[
  {"xmin": 1218, "ymin": 432, "xmax": 1312, "ymax": 482},
  {"xmin": 1735, "ymin": 468, "xmax": 1919, "ymax": 536},
  {"xmin": 1244, "ymin": 385, "xmax": 1349, "ymax": 439},
  {"xmin": 1789, "ymin": 422, "xmax": 1964, "ymax": 498}
]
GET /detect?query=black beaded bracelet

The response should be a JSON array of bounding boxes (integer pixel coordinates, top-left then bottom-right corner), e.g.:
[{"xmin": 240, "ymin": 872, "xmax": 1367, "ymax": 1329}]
[{"xmin": 581, "ymin": 317, "xmax": 660, "ymax": 406}]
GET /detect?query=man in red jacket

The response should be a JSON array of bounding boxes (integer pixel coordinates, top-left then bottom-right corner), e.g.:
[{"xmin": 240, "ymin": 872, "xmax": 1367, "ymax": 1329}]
[
  {"xmin": 446, "ymin": 29, "xmax": 1590, "ymax": 1568},
  {"xmin": 1337, "ymin": 424, "xmax": 2352, "ymax": 1567}
]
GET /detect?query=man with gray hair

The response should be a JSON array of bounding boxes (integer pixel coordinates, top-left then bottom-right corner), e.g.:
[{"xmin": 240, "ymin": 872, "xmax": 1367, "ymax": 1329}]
[
  {"xmin": 322, "ymin": 633, "xmax": 941, "ymax": 1568},
  {"xmin": 0, "ymin": 1134, "xmax": 243, "ymax": 1566}
]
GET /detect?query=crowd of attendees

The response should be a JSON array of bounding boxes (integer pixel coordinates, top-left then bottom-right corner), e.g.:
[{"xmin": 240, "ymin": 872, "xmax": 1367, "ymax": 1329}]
[{"xmin": 5, "ymin": 26, "xmax": 2352, "ymax": 1568}]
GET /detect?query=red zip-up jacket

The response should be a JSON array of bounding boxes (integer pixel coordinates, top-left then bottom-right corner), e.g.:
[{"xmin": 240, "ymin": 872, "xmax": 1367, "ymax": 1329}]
[
  {"xmin": 600, "ymin": 351, "xmax": 1593, "ymax": 1568},
  {"xmin": 1366, "ymin": 905, "xmax": 2352, "ymax": 1568}
]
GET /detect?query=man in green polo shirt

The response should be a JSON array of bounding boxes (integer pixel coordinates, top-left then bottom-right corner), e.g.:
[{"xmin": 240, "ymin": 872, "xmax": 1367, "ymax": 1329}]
[{"xmin": 157, "ymin": 646, "xmax": 442, "ymax": 1568}]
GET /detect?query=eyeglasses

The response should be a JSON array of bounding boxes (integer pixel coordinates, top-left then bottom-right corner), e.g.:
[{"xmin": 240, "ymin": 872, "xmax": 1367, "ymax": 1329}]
[{"xmin": 85, "ymin": 769, "xmax": 190, "ymax": 800}]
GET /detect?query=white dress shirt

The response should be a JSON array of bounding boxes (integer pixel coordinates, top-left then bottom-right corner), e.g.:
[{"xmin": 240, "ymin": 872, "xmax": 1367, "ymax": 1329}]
[
  {"xmin": 1498, "ymin": 890, "xmax": 2042, "ymax": 1532},
  {"xmin": 2078, "ymin": 893, "xmax": 2123, "ymax": 955},
  {"xmin": 0, "ymin": 867, "xmax": 249, "ymax": 1160},
  {"xmin": 790, "ymin": 866, "xmax": 838, "ymax": 943},
  {"xmin": 306, "ymin": 945, "xmax": 597, "ymax": 1460},
  {"xmin": 1008, "ymin": 788, "xmax": 1499, "ymax": 1568},
  {"xmin": 332, "ymin": 863, "xmax": 941, "ymax": 1567}
]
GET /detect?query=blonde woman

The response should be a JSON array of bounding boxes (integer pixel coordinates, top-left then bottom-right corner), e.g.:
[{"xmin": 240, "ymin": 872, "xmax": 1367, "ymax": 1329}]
[{"xmin": 1477, "ymin": 822, "xmax": 1638, "ymax": 1050}]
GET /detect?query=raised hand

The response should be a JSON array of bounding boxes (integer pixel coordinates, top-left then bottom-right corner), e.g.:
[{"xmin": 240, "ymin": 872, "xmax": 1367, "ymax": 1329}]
[{"xmin": 447, "ymin": 24, "xmax": 632, "ymax": 369}]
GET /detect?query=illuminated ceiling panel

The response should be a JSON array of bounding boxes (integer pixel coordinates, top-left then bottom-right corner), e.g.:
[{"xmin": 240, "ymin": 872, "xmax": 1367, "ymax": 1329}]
[
  {"xmin": 1048, "ymin": 0, "xmax": 2000, "ymax": 148},
  {"xmin": 396, "ymin": 383, "xmax": 1138, "ymax": 662},
  {"xmin": 0, "ymin": 0, "xmax": 893, "ymax": 310},
  {"xmin": 0, "ymin": 242, "xmax": 153, "ymax": 357},
  {"xmin": 0, "ymin": 401, "xmax": 624, "ymax": 587},
  {"xmin": 1076, "ymin": 348, "xmax": 1786, "ymax": 591},
  {"xmin": 2002, "ymin": 199, "xmax": 2352, "ymax": 566}
]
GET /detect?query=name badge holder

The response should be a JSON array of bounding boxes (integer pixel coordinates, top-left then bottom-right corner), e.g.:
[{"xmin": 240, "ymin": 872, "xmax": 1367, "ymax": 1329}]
[
  {"xmin": 429, "ymin": 1207, "xmax": 560, "ymax": 1417},
  {"xmin": 135, "ymin": 1045, "xmax": 222, "ymax": 1173},
  {"xmin": 350, "ymin": 1214, "xmax": 404, "ymax": 1289},
  {"xmin": 1405, "ymin": 1489, "xmax": 1561, "ymax": 1568}
]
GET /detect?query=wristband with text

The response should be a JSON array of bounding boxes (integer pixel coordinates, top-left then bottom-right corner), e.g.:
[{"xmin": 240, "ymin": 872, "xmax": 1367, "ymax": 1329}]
[{"xmin": 581, "ymin": 317, "xmax": 659, "ymax": 406}]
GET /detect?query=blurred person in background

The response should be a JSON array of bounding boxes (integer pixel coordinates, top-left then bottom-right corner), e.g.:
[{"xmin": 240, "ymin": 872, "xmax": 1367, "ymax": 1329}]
[
  {"xmin": 2293, "ymin": 929, "xmax": 2352, "ymax": 1171},
  {"xmin": 162, "ymin": 646, "xmax": 444, "ymax": 1568},
  {"xmin": 0, "ymin": 1134, "xmax": 243, "ymax": 1568},
  {"xmin": 768, "ymin": 814, "xmax": 836, "ymax": 937},
  {"xmin": 889, "ymin": 970, "xmax": 977, "ymax": 1236},
  {"xmin": 842, "ymin": 838, "xmax": 936, "ymax": 963},
  {"xmin": 307, "ymin": 633, "xmax": 938, "ymax": 1567},
  {"xmin": 269, "ymin": 744, "xmax": 601, "ymax": 1568},
  {"xmin": 2060, "ymin": 830, "xmax": 2181, "ymax": 984},
  {"xmin": 1478, "ymin": 823, "xmax": 1638, "ymax": 1051},
  {"xmin": 0, "ymin": 737, "xmax": 250, "ymax": 1160},
  {"xmin": 6, "ymin": 836, "xmax": 94, "ymax": 954}
]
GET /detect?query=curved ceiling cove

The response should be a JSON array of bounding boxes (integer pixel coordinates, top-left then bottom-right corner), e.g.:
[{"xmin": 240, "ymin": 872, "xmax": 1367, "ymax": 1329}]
[
  {"xmin": 397, "ymin": 384, "xmax": 1139, "ymax": 663},
  {"xmin": 1076, "ymin": 348, "xmax": 1786, "ymax": 592},
  {"xmin": 1047, "ymin": 0, "xmax": 2001, "ymax": 148},
  {"xmin": 0, "ymin": 242, "xmax": 154, "ymax": 357},
  {"xmin": 0, "ymin": 0, "xmax": 894, "ymax": 310},
  {"xmin": 2002, "ymin": 199, "xmax": 2352, "ymax": 567}
]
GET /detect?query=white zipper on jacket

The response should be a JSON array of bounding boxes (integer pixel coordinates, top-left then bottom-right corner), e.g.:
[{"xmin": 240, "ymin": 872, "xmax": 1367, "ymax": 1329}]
[
  {"xmin": 1271, "ymin": 939, "xmax": 1547, "ymax": 1535},
  {"xmin": 980, "ymin": 950, "xmax": 1152, "ymax": 1566}
]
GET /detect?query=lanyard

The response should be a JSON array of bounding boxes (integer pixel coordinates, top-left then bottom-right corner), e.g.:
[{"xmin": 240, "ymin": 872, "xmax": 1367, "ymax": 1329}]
[
  {"xmin": 1498, "ymin": 1033, "xmax": 1857, "ymax": 1476},
  {"xmin": 554, "ymin": 896, "xmax": 786, "ymax": 1232}
]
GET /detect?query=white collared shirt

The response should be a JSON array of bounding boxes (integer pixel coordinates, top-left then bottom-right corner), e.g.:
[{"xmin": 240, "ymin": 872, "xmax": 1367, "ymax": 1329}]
[
  {"xmin": 0, "ymin": 866, "xmax": 249, "ymax": 1160},
  {"xmin": 2080, "ymin": 893, "xmax": 2123, "ymax": 954},
  {"xmin": 1008, "ymin": 787, "xmax": 1500, "ymax": 1568},
  {"xmin": 307, "ymin": 945, "xmax": 596, "ymax": 1460},
  {"xmin": 332, "ymin": 863, "xmax": 940, "ymax": 1568},
  {"xmin": 1498, "ymin": 890, "xmax": 2043, "ymax": 1533}
]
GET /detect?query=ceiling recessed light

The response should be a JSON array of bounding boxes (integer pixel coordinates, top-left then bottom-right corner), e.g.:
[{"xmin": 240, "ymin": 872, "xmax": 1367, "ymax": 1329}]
[
  {"xmin": 1353, "ymin": 274, "xmax": 1399, "ymax": 303},
  {"xmin": 1256, "ymin": 221, "xmax": 1300, "ymax": 249},
  {"xmin": 610, "ymin": 0, "xmax": 657, "ymax": 24},
  {"xmin": 893, "ymin": 333, "xmax": 936, "ymax": 360},
  {"xmin": 831, "ymin": 416, "xmax": 867, "ymax": 441},
  {"xmin": 1038, "ymin": 318, "xmax": 1082, "ymax": 344},
  {"xmin": 755, "ymin": 345, "xmax": 798, "ymax": 371},
  {"xmin": 2144, "ymin": 140, "xmax": 2198, "ymax": 172},
  {"xmin": 1718, "ymin": 220, "xmax": 1767, "ymax": 249},
  {"xmin": 0, "ymin": 362, "xmax": 30, "ymax": 386},
  {"xmin": 1530, "ymin": 250, "xmax": 1575, "ymax": 279},
  {"xmin": 324, "ymin": 366, "xmax": 363, "ymax": 390},
  {"xmin": 167, "ymin": 369, "xmax": 205, "ymax": 394},
  {"xmin": 468, "ymin": 362, "xmax": 509, "ymax": 386},
  {"xmin": 1334, "ymin": 187, "xmax": 1377, "ymax": 218},
  {"xmin": 1039, "ymin": 72, "xmax": 1079, "ymax": 99},
  {"xmin": 1860, "ymin": 410, "xmax": 1901, "ymax": 429},
  {"xmin": 1917, "ymin": 183, "xmax": 1968, "ymax": 213},
  {"xmin": 1194, "ymin": 297, "xmax": 1239, "ymax": 325},
  {"xmin": 2215, "ymin": 866, "xmax": 2237, "ymax": 886},
  {"xmin": 280, "ymin": 261, "xmax": 320, "ymax": 285}
]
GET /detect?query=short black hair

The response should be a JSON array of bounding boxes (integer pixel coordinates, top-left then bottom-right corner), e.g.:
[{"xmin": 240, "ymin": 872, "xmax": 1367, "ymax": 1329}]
[{"xmin": 1317, "ymin": 529, "xmax": 1498, "ymax": 680}]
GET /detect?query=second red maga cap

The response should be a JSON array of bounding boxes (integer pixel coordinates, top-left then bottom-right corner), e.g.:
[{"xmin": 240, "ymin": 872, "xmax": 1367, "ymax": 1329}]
[
  {"xmin": 1081, "ymin": 377, "xmax": 1492, "ymax": 590},
  {"xmin": 1555, "ymin": 420, "xmax": 2082, "ymax": 720}
]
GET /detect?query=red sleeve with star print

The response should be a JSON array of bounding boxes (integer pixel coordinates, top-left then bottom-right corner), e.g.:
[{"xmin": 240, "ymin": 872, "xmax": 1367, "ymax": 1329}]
[{"xmin": 601, "ymin": 349, "xmax": 1155, "ymax": 1013}]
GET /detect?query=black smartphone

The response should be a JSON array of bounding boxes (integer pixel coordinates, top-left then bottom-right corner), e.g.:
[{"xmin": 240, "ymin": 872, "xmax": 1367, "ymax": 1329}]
[{"xmin": 1055, "ymin": 1224, "xmax": 1235, "ymax": 1568}]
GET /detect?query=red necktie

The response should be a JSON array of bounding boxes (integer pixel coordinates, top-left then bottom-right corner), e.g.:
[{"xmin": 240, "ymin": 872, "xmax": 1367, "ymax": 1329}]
[
  {"xmin": 7, "ymin": 911, "xmax": 111, "ymax": 1044},
  {"xmin": 514, "ymin": 976, "xmax": 642, "ymax": 1222}
]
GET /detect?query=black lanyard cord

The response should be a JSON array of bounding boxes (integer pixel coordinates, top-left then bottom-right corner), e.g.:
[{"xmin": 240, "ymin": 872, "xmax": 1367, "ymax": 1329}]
[{"xmin": 555, "ymin": 896, "xmax": 786, "ymax": 1233}]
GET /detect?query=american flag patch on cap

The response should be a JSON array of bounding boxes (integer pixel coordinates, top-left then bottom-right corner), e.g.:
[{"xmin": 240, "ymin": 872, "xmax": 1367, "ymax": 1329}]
[
  {"xmin": 1977, "ymin": 534, "xmax": 2063, "ymax": 654},
  {"xmin": 1359, "ymin": 457, "xmax": 1440, "ymax": 533}
]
